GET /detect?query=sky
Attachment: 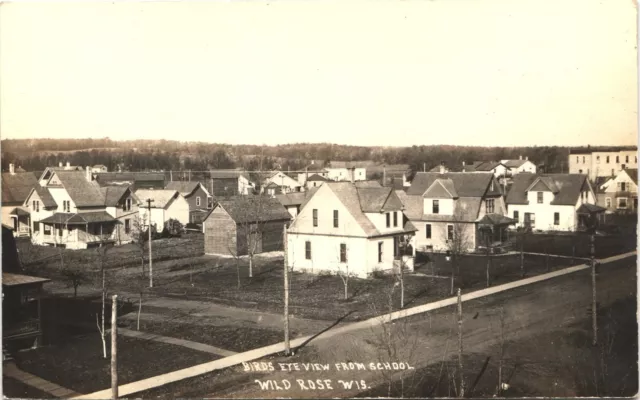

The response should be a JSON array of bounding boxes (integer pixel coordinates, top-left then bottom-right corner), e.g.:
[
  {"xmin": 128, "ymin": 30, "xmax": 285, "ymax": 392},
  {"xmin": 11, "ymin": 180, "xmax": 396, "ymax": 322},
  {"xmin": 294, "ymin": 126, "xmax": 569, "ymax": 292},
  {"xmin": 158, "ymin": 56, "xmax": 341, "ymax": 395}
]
[{"xmin": 0, "ymin": 0, "xmax": 638, "ymax": 147}]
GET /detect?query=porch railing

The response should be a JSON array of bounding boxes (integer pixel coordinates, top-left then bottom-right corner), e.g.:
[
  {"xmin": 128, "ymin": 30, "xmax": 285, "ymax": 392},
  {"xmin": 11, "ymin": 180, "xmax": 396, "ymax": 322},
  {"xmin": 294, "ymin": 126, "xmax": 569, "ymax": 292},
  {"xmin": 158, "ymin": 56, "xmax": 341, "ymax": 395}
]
[{"xmin": 4, "ymin": 318, "xmax": 40, "ymax": 339}]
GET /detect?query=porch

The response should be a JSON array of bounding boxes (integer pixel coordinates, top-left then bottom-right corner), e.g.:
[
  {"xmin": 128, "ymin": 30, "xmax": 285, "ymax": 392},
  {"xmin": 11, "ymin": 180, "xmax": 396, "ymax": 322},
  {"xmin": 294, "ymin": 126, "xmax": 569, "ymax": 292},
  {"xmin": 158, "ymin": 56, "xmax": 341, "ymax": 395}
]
[
  {"xmin": 576, "ymin": 203, "xmax": 607, "ymax": 232},
  {"xmin": 9, "ymin": 208, "xmax": 31, "ymax": 237},
  {"xmin": 476, "ymin": 213, "xmax": 518, "ymax": 253},
  {"xmin": 36, "ymin": 212, "xmax": 119, "ymax": 249},
  {"xmin": 3, "ymin": 273, "xmax": 50, "ymax": 351}
]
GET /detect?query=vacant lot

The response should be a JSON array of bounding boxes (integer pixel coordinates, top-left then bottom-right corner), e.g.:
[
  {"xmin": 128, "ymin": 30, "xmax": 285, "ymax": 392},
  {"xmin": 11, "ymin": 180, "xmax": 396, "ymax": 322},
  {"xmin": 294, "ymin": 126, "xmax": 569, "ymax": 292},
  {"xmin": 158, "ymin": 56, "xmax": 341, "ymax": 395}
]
[
  {"xmin": 516, "ymin": 229, "xmax": 637, "ymax": 259},
  {"xmin": 13, "ymin": 333, "xmax": 217, "ymax": 394},
  {"xmin": 114, "ymin": 251, "xmax": 578, "ymax": 322}
]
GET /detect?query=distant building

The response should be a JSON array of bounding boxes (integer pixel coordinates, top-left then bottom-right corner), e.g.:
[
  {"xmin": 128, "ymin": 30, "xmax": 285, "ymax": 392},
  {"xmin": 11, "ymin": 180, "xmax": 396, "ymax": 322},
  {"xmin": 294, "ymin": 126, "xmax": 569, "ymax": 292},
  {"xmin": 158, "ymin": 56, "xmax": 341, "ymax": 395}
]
[
  {"xmin": 135, "ymin": 189, "xmax": 190, "ymax": 228},
  {"xmin": 500, "ymin": 157, "xmax": 537, "ymax": 175},
  {"xmin": 597, "ymin": 168, "xmax": 638, "ymax": 213},
  {"xmin": 275, "ymin": 188, "xmax": 318, "ymax": 218},
  {"xmin": 2, "ymin": 164, "xmax": 38, "ymax": 237},
  {"xmin": 91, "ymin": 165, "xmax": 108, "ymax": 173},
  {"xmin": 165, "ymin": 181, "xmax": 213, "ymax": 224},
  {"xmin": 93, "ymin": 172, "xmax": 165, "ymax": 190},
  {"xmin": 306, "ymin": 173, "xmax": 328, "ymax": 188},
  {"xmin": 261, "ymin": 171, "xmax": 302, "ymax": 194},
  {"xmin": 506, "ymin": 173, "xmax": 604, "ymax": 232},
  {"xmin": 297, "ymin": 162, "xmax": 329, "ymax": 187},
  {"xmin": 569, "ymin": 147, "xmax": 638, "ymax": 181},
  {"xmin": 209, "ymin": 170, "xmax": 254, "ymax": 197}
]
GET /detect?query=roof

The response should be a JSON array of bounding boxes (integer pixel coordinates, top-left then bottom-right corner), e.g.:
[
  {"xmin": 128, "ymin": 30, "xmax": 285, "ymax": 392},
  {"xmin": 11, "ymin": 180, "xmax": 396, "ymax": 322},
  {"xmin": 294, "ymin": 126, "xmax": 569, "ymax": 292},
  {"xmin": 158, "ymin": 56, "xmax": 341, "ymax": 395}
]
[
  {"xmin": 502, "ymin": 159, "xmax": 528, "ymax": 168},
  {"xmin": 9, "ymin": 208, "xmax": 29, "ymax": 216},
  {"xmin": 3, "ymin": 273, "xmax": 50, "ymax": 287},
  {"xmin": 93, "ymin": 164, "xmax": 107, "ymax": 168},
  {"xmin": 304, "ymin": 163, "xmax": 327, "ymax": 172},
  {"xmin": 307, "ymin": 174, "xmax": 328, "ymax": 182},
  {"xmin": 94, "ymin": 172, "xmax": 165, "ymax": 184},
  {"xmin": 55, "ymin": 171, "xmax": 105, "ymax": 207},
  {"xmin": 2, "ymin": 171, "xmax": 38, "ymax": 204},
  {"xmin": 214, "ymin": 195, "xmax": 291, "ymax": 224},
  {"xmin": 31, "ymin": 185, "xmax": 58, "ymax": 208},
  {"xmin": 476, "ymin": 213, "xmax": 517, "ymax": 227},
  {"xmin": 100, "ymin": 186, "xmax": 134, "ymax": 207},
  {"xmin": 134, "ymin": 189, "xmax": 180, "ymax": 208},
  {"xmin": 356, "ymin": 186, "xmax": 403, "ymax": 213},
  {"xmin": 474, "ymin": 161, "xmax": 503, "ymax": 172},
  {"xmin": 326, "ymin": 161, "xmax": 370, "ymax": 168},
  {"xmin": 407, "ymin": 172, "xmax": 495, "ymax": 198},
  {"xmin": 506, "ymin": 174, "xmax": 589, "ymax": 206},
  {"xmin": 577, "ymin": 203, "xmax": 607, "ymax": 214},
  {"xmin": 624, "ymin": 168, "xmax": 638, "ymax": 185},
  {"xmin": 39, "ymin": 211, "xmax": 118, "ymax": 225},
  {"xmin": 275, "ymin": 192, "xmax": 310, "ymax": 207},
  {"xmin": 165, "ymin": 181, "xmax": 203, "ymax": 197},
  {"xmin": 210, "ymin": 170, "xmax": 249, "ymax": 180},
  {"xmin": 423, "ymin": 178, "xmax": 458, "ymax": 199}
]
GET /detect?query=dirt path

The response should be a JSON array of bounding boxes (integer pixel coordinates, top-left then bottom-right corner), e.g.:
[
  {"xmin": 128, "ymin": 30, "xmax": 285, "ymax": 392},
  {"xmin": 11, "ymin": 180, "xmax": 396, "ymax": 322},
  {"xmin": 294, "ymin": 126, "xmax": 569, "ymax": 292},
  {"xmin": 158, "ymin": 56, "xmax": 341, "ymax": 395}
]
[{"xmin": 204, "ymin": 258, "xmax": 636, "ymax": 398}]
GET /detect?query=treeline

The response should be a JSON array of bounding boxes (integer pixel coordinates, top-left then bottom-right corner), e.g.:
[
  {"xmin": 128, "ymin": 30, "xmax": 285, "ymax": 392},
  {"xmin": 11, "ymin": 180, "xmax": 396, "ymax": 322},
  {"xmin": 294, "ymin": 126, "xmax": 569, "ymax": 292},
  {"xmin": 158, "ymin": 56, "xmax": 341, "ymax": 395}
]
[{"xmin": 2, "ymin": 139, "xmax": 634, "ymax": 174}]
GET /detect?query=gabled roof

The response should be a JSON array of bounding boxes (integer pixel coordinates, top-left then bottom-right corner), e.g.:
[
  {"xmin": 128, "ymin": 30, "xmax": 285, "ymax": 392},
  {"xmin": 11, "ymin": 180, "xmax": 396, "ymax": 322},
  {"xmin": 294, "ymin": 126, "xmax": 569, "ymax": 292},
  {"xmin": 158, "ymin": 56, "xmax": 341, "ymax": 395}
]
[
  {"xmin": 356, "ymin": 186, "xmax": 403, "ymax": 213},
  {"xmin": 423, "ymin": 178, "xmax": 458, "ymax": 199},
  {"xmin": 29, "ymin": 185, "xmax": 58, "ymax": 208},
  {"xmin": 213, "ymin": 195, "xmax": 291, "ymax": 224},
  {"xmin": 399, "ymin": 194, "xmax": 483, "ymax": 223},
  {"xmin": 210, "ymin": 170, "xmax": 250, "ymax": 180},
  {"xmin": 101, "ymin": 186, "xmax": 136, "ymax": 207},
  {"xmin": 3, "ymin": 273, "xmax": 50, "ymax": 287},
  {"xmin": 623, "ymin": 168, "xmax": 638, "ymax": 185},
  {"xmin": 307, "ymin": 174, "xmax": 328, "ymax": 182},
  {"xmin": 2, "ymin": 171, "xmax": 38, "ymax": 204},
  {"xmin": 407, "ymin": 172, "xmax": 495, "ymax": 198},
  {"xmin": 134, "ymin": 189, "xmax": 180, "ymax": 208},
  {"xmin": 54, "ymin": 171, "xmax": 106, "ymax": 207},
  {"xmin": 40, "ymin": 211, "xmax": 118, "ymax": 225},
  {"xmin": 474, "ymin": 161, "xmax": 504, "ymax": 172},
  {"xmin": 502, "ymin": 159, "xmax": 529, "ymax": 168},
  {"xmin": 476, "ymin": 213, "xmax": 517, "ymax": 227},
  {"xmin": 506, "ymin": 174, "xmax": 589, "ymax": 206},
  {"xmin": 165, "ymin": 181, "xmax": 207, "ymax": 197},
  {"xmin": 275, "ymin": 191, "xmax": 313, "ymax": 207},
  {"xmin": 577, "ymin": 203, "xmax": 607, "ymax": 214}
]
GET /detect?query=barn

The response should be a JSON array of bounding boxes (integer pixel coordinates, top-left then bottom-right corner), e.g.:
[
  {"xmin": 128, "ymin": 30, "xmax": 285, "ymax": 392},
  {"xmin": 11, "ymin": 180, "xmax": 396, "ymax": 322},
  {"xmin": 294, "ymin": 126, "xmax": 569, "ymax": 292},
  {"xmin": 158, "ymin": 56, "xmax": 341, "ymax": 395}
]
[{"xmin": 203, "ymin": 195, "xmax": 291, "ymax": 256}]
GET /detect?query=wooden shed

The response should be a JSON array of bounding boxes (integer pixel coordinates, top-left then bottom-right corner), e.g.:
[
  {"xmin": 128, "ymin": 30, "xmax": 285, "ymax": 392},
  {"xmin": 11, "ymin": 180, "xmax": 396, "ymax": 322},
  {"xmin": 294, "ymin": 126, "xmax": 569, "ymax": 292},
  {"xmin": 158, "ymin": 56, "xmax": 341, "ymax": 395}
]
[{"xmin": 203, "ymin": 195, "xmax": 291, "ymax": 256}]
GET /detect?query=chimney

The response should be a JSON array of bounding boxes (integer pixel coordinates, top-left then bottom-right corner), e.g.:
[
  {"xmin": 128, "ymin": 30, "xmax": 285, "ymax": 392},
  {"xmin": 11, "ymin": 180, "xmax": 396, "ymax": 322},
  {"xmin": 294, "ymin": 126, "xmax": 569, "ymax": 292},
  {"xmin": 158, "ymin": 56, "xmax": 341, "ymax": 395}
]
[
  {"xmin": 462, "ymin": 161, "xmax": 466, "ymax": 166},
  {"xmin": 59, "ymin": 162, "xmax": 63, "ymax": 167},
  {"xmin": 525, "ymin": 156, "xmax": 528, "ymax": 161},
  {"xmin": 66, "ymin": 161, "xmax": 70, "ymax": 168},
  {"xmin": 86, "ymin": 166, "xmax": 92, "ymax": 181},
  {"xmin": 439, "ymin": 161, "xmax": 446, "ymax": 174},
  {"xmin": 519, "ymin": 155, "xmax": 523, "ymax": 160},
  {"xmin": 9, "ymin": 163, "xmax": 15, "ymax": 174},
  {"xmin": 349, "ymin": 167, "xmax": 355, "ymax": 184}
]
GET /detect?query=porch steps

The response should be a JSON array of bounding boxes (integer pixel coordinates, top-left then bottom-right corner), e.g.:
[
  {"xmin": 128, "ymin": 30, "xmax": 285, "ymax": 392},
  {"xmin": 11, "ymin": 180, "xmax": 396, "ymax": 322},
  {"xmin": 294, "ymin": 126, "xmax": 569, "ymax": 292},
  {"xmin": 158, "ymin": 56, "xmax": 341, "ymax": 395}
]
[{"xmin": 3, "ymin": 344, "xmax": 14, "ymax": 362}]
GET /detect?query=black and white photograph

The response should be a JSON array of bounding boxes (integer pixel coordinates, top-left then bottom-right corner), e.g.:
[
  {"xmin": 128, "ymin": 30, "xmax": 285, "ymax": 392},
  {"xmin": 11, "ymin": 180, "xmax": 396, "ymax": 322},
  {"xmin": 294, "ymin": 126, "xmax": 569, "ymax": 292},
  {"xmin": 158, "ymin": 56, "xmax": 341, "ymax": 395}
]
[{"xmin": 0, "ymin": 0, "xmax": 638, "ymax": 398}]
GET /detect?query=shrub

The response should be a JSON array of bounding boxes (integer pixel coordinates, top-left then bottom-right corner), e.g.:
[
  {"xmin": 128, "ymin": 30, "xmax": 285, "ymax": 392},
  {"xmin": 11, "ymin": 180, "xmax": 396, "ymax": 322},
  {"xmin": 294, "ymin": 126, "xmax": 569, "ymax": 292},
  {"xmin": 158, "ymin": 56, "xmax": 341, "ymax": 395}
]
[{"xmin": 371, "ymin": 268, "xmax": 387, "ymax": 279}]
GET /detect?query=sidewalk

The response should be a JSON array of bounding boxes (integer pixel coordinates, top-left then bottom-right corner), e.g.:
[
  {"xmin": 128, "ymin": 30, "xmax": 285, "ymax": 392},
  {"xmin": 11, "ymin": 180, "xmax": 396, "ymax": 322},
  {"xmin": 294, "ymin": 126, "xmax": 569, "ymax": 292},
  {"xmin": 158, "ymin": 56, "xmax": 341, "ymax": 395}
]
[
  {"xmin": 73, "ymin": 250, "xmax": 636, "ymax": 399},
  {"xmin": 4, "ymin": 362, "xmax": 80, "ymax": 398},
  {"xmin": 118, "ymin": 328, "xmax": 237, "ymax": 357}
]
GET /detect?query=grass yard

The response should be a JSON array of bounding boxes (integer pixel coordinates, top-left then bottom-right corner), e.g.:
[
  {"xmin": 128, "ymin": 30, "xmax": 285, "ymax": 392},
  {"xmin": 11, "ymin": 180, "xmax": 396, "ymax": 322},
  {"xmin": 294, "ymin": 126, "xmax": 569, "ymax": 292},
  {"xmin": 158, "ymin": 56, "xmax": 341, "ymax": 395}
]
[
  {"xmin": 116, "ymin": 251, "xmax": 583, "ymax": 322},
  {"xmin": 13, "ymin": 332, "xmax": 217, "ymax": 394},
  {"xmin": 2, "ymin": 376, "xmax": 51, "ymax": 399},
  {"xmin": 19, "ymin": 233, "xmax": 204, "ymax": 277},
  {"xmin": 120, "ymin": 319, "xmax": 290, "ymax": 353},
  {"xmin": 518, "ymin": 230, "xmax": 637, "ymax": 259}
]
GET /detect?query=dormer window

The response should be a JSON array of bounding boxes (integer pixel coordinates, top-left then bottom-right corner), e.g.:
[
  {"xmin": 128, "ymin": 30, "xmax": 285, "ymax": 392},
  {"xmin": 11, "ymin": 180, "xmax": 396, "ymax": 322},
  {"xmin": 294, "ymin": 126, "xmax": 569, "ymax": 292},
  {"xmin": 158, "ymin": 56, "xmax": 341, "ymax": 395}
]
[
  {"xmin": 490, "ymin": 181, "xmax": 494, "ymax": 191},
  {"xmin": 432, "ymin": 200, "xmax": 440, "ymax": 214},
  {"xmin": 537, "ymin": 192, "xmax": 543, "ymax": 204},
  {"xmin": 32, "ymin": 200, "xmax": 40, "ymax": 212},
  {"xmin": 123, "ymin": 198, "xmax": 132, "ymax": 212},
  {"xmin": 486, "ymin": 199, "xmax": 495, "ymax": 213}
]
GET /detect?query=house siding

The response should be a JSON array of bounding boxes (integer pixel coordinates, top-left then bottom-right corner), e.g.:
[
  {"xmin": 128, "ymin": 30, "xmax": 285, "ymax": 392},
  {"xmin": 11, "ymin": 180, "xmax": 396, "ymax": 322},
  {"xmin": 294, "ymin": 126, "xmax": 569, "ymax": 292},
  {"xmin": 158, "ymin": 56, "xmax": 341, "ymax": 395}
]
[
  {"xmin": 412, "ymin": 221, "xmax": 476, "ymax": 252},
  {"xmin": 165, "ymin": 195, "xmax": 190, "ymax": 225},
  {"xmin": 287, "ymin": 234, "xmax": 370, "ymax": 277},
  {"xmin": 203, "ymin": 208, "xmax": 237, "ymax": 255}
]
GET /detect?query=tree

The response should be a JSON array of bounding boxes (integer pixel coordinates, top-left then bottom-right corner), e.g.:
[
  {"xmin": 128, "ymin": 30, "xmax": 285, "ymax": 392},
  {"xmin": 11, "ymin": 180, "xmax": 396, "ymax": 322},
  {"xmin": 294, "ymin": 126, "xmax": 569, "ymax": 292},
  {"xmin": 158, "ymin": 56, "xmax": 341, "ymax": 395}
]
[
  {"xmin": 95, "ymin": 242, "xmax": 112, "ymax": 358},
  {"xmin": 336, "ymin": 246, "xmax": 351, "ymax": 301},
  {"xmin": 130, "ymin": 215, "xmax": 148, "ymax": 276},
  {"xmin": 164, "ymin": 218, "xmax": 184, "ymax": 237},
  {"xmin": 445, "ymin": 213, "xmax": 473, "ymax": 295},
  {"xmin": 60, "ymin": 263, "xmax": 89, "ymax": 298}
]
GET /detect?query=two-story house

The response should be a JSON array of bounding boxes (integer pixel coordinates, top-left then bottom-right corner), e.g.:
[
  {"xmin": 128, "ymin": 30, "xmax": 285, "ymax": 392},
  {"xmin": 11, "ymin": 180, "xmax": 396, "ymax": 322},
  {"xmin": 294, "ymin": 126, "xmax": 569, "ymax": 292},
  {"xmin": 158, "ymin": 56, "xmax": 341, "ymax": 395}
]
[
  {"xmin": 506, "ymin": 174, "xmax": 604, "ymax": 232},
  {"xmin": 297, "ymin": 162, "xmax": 329, "ymax": 187},
  {"xmin": 135, "ymin": 189, "xmax": 190, "ymax": 229},
  {"xmin": 2, "ymin": 164, "xmax": 38, "ymax": 237},
  {"xmin": 165, "ymin": 181, "xmax": 213, "ymax": 223},
  {"xmin": 597, "ymin": 168, "xmax": 638, "ymax": 213},
  {"xmin": 24, "ymin": 168, "xmax": 120, "ymax": 249},
  {"xmin": 325, "ymin": 166, "xmax": 367, "ymax": 182},
  {"xmin": 500, "ymin": 156, "xmax": 537, "ymax": 175},
  {"xmin": 261, "ymin": 171, "xmax": 302, "ymax": 194},
  {"xmin": 286, "ymin": 181, "xmax": 417, "ymax": 278},
  {"xmin": 209, "ymin": 170, "xmax": 254, "ymax": 197},
  {"xmin": 399, "ymin": 172, "xmax": 513, "ymax": 252},
  {"xmin": 101, "ymin": 186, "xmax": 140, "ymax": 244}
]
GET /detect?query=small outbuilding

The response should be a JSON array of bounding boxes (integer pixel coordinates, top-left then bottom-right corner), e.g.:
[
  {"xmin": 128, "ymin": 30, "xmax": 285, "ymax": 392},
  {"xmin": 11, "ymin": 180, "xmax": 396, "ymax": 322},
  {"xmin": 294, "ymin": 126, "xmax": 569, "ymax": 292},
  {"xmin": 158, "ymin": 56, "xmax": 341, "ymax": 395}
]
[{"xmin": 202, "ymin": 195, "xmax": 291, "ymax": 256}]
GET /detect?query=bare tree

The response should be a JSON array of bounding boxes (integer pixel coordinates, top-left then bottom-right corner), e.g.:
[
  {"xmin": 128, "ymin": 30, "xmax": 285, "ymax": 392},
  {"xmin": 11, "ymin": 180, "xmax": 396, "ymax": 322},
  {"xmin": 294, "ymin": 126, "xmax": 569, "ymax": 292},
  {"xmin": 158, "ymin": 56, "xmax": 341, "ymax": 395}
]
[
  {"xmin": 495, "ymin": 306, "xmax": 507, "ymax": 397},
  {"xmin": 130, "ymin": 215, "xmax": 148, "ymax": 275},
  {"xmin": 95, "ymin": 242, "xmax": 111, "ymax": 358},
  {"xmin": 60, "ymin": 262, "xmax": 88, "ymax": 298},
  {"xmin": 335, "ymin": 245, "xmax": 351, "ymax": 300},
  {"xmin": 445, "ymin": 213, "xmax": 473, "ymax": 295}
]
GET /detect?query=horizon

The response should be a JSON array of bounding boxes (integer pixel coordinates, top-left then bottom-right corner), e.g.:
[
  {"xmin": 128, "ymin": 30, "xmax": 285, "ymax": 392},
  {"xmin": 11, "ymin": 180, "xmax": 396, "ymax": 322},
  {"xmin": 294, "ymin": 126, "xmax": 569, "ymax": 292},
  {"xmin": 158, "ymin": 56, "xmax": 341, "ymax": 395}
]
[{"xmin": 1, "ymin": 1, "xmax": 638, "ymax": 147}]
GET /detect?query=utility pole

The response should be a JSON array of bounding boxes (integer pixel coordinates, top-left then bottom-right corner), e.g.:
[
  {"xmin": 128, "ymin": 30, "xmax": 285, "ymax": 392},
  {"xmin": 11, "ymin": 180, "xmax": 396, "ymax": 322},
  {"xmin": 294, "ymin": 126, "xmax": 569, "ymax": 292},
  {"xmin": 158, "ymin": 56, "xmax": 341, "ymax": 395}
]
[
  {"xmin": 146, "ymin": 198, "xmax": 155, "ymax": 288},
  {"xmin": 283, "ymin": 224, "xmax": 290, "ymax": 355},
  {"xmin": 457, "ymin": 288, "xmax": 464, "ymax": 398},
  {"xmin": 520, "ymin": 232, "xmax": 525, "ymax": 278},
  {"xmin": 111, "ymin": 294, "xmax": 118, "ymax": 400},
  {"xmin": 170, "ymin": 170, "xmax": 173, "ymax": 182},
  {"xmin": 591, "ymin": 234, "xmax": 597, "ymax": 346}
]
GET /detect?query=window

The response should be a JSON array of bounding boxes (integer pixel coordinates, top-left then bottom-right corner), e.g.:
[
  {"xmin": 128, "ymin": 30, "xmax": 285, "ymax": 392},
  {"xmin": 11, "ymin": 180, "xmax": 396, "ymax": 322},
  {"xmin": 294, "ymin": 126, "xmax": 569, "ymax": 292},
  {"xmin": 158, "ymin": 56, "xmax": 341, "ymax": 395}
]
[
  {"xmin": 305, "ymin": 241, "xmax": 312, "ymax": 259},
  {"xmin": 605, "ymin": 198, "xmax": 612, "ymax": 208},
  {"xmin": 582, "ymin": 156, "xmax": 585, "ymax": 163},
  {"xmin": 579, "ymin": 169, "xmax": 583, "ymax": 174},
  {"xmin": 426, "ymin": 224, "xmax": 432, "ymax": 238},
  {"xmin": 616, "ymin": 156, "xmax": 620, "ymax": 163},
  {"xmin": 393, "ymin": 212, "xmax": 398, "ymax": 227},
  {"xmin": 44, "ymin": 224, "xmax": 51, "ymax": 235},
  {"xmin": 626, "ymin": 155, "xmax": 629, "ymax": 163},
  {"xmin": 340, "ymin": 243, "xmax": 347, "ymax": 263},
  {"xmin": 486, "ymin": 199, "xmax": 495, "ymax": 213},
  {"xmin": 606, "ymin": 156, "xmax": 610, "ymax": 163},
  {"xmin": 576, "ymin": 156, "xmax": 579, "ymax": 163},
  {"xmin": 513, "ymin": 210, "xmax": 519, "ymax": 221},
  {"xmin": 123, "ymin": 198, "xmax": 132, "ymax": 211},
  {"xmin": 32, "ymin": 200, "xmax": 39, "ymax": 212},
  {"xmin": 33, "ymin": 222, "xmax": 40, "ymax": 233},
  {"xmin": 333, "ymin": 210, "xmax": 339, "ymax": 228},
  {"xmin": 618, "ymin": 198, "xmax": 628, "ymax": 209},
  {"xmin": 125, "ymin": 219, "xmax": 131, "ymax": 234},
  {"xmin": 62, "ymin": 200, "xmax": 70, "ymax": 212},
  {"xmin": 537, "ymin": 192, "xmax": 543, "ymax": 204},
  {"xmin": 386, "ymin": 213, "xmax": 390, "ymax": 228},
  {"xmin": 58, "ymin": 227, "xmax": 63, "ymax": 237},
  {"xmin": 447, "ymin": 225, "xmax": 454, "ymax": 241},
  {"xmin": 432, "ymin": 200, "xmax": 440, "ymax": 214},
  {"xmin": 312, "ymin": 209, "xmax": 318, "ymax": 227},
  {"xmin": 393, "ymin": 236, "xmax": 399, "ymax": 257},
  {"xmin": 554, "ymin": 212, "xmax": 560, "ymax": 225},
  {"xmin": 196, "ymin": 196, "xmax": 201, "ymax": 207},
  {"xmin": 490, "ymin": 180, "xmax": 494, "ymax": 191},
  {"xmin": 378, "ymin": 242, "xmax": 383, "ymax": 263},
  {"xmin": 619, "ymin": 182, "xmax": 627, "ymax": 192},
  {"xmin": 597, "ymin": 156, "xmax": 600, "ymax": 163}
]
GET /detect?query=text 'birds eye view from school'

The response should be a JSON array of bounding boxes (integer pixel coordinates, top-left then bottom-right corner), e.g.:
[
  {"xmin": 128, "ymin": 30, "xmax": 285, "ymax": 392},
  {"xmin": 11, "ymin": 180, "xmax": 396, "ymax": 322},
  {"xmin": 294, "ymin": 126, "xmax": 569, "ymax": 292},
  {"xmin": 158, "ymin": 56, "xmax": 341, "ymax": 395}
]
[{"xmin": 0, "ymin": 0, "xmax": 637, "ymax": 398}]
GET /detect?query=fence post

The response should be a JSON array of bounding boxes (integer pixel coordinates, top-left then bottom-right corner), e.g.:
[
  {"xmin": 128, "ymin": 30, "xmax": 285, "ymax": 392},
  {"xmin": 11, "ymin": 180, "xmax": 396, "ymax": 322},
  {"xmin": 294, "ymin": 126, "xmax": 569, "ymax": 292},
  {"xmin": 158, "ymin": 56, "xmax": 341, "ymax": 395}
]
[
  {"xmin": 111, "ymin": 295, "xmax": 118, "ymax": 400},
  {"xmin": 520, "ymin": 232, "xmax": 525, "ymax": 278},
  {"xmin": 591, "ymin": 234, "xmax": 597, "ymax": 346},
  {"xmin": 545, "ymin": 239, "xmax": 550, "ymax": 272}
]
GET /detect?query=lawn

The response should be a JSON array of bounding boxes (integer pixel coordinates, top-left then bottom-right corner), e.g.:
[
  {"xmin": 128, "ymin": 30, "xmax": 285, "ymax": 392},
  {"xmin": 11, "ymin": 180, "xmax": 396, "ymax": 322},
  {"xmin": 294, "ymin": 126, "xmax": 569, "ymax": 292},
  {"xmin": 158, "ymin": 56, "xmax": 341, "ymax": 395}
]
[
  {"xmin": 14, "ymin": 333, "xmax": 217, "ymax": 394},
  {"xmin": 19, "ymin": 233, "xmax": 204, "ymax": 277},
  {"xmin": 119, "ymin": 319, "xmax": 290, "ymax": 353},
  {"xmin": 115, "ymin": 251, "xmax": 582, "ymax": 323},
  {"xmin": 2, "ymin": 376, "xmax": 51, "ymax": 399},
  {"xmin": 517, "ymin": 230, "xmax": 637, "ymax": 259}
]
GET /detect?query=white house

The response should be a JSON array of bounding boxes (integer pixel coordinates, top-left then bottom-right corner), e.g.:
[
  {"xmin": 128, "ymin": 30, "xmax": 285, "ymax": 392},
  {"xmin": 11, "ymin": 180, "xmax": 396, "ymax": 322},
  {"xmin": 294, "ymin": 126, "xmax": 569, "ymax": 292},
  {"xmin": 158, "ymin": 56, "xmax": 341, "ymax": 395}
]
[
  {"xmin": 135, "ymin": 189, "xmax": 190, "ymax": 229},
  {"xmin": 500, "ymin": 157, "xmax": 537, "ymax": 175},
  {"xmin": 325, "ymin": 167, "xmax": 367, "ymax": 182},
  {"xmin": 462, "ymin": 161, "xmax": 508, "ymax": 177},
  {"xmin": 2, "ymin": 164, "xmax": 38, "ymax": 237},
  {"xmin": 597, "ymin": 168, "xmax": 638, "ymax": 213},
  {"xmin": 24, "ymin": 167, "xmax": 121, "ymax": 249},
  {"xmin": 505, "ymin": 174, "xmax": 604, "ymax": 232},
  {"xmin": 275, "ymin": 188, "xmax": 318, "ymax": 218},
  {"xmin": 261, "ymin": 171, "xmax": 302, "ymax": 194},
  {"xmin": 286, "ymin": 181, "xmax": 417, "ymax": 278},
  {"xmin": 297, "ymin": 162, "xmax": 329, "ymax": 187},
  {"xmin": 400, "ymin": 172, "xmax": 514, "ymax": 252}
]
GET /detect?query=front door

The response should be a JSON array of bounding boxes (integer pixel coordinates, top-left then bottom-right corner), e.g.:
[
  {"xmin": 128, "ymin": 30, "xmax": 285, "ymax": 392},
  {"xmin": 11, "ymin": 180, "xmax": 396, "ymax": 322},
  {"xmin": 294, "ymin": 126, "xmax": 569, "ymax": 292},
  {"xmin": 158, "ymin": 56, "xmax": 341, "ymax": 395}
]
[{"xmin": 524, "ymin": 213, "xmax": 535, "ymax": 230}]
